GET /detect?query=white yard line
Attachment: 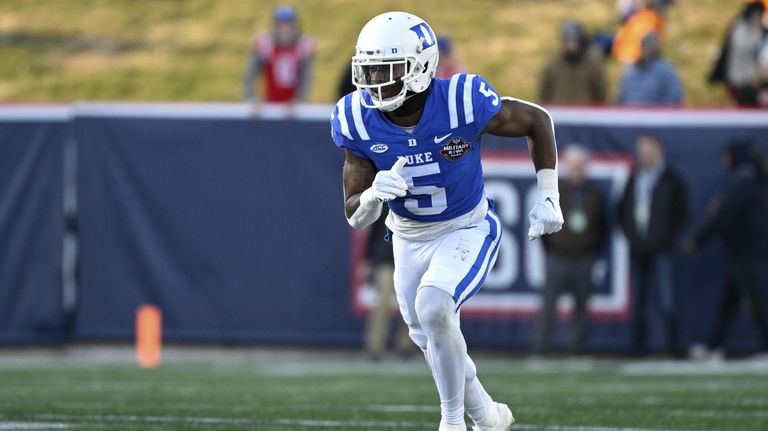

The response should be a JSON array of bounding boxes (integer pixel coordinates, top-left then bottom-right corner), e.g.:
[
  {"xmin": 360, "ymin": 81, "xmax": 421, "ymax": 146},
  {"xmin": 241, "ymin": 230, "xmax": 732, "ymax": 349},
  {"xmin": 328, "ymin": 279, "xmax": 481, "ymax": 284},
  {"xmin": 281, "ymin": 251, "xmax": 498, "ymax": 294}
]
[
  {"xmin": 271, "ymin": 419, "xmax": 433, "ymax": 428},
  {"xmin": 512, "ymin": 426, "xmax": 729, "ymax": 431},
  {"xmin": 32, "ymin": 414, "xmax": 254, "ymax": 425},
  {"xmin": 619, "ymin": 360, "xmax": 768, "ymax": 375},
  {"xmin": 247, "ymin": 362, "xmax": 428, "ymax": 377},
  {"xmin": 28, "ymin": 414, "xmax": 432, "ymax": 429},
  {"xmin": 366, "ymin": 404, "xmax": 549, "ymax": 414},
  {"xmin": 0, "ymin": 423, "xmax": 73, "ymax": 430},
  {"xmin": 367, "ymin": 402, "xmax": 768, "ymax": 421},
  {"xmin": 735, "ymin": 398, "xmax": 768, "ymax": 406},
  {"xmin": 666, "ymin": 409, "xmax": 768, "ymax": 418},
  {"xmin": 366, "ymin": 404, "xmax": 439, "ymax": 412},
  {"xmin": 21, "ymin": 413, "xmax": 741, "ymax": 431}
]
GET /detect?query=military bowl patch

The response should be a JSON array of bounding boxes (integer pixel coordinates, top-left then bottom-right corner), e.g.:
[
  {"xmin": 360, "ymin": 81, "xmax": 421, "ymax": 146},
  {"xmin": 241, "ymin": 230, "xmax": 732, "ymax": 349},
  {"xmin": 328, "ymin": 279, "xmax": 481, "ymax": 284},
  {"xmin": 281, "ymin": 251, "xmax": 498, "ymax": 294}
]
[{"xmin": 440, "ymin": 137, "xmax": 472, "ymax": 161}]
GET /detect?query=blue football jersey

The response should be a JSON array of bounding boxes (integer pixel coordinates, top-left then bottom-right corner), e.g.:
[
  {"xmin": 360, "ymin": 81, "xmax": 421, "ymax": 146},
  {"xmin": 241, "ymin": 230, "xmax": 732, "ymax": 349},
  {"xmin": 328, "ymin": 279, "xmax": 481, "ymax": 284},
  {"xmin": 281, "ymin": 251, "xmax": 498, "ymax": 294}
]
[{"xmin": 331, "ymin": 73, "xmax": 501, "ymax": 222}]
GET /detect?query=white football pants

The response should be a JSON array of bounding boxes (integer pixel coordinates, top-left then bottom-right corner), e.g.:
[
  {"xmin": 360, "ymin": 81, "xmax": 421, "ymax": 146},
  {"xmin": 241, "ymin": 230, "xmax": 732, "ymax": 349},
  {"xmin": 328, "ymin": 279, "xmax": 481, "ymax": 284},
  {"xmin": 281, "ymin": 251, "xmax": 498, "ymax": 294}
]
[{"xmin": 392, "ymin": 209, "xmax": 501, "ymax": 425}]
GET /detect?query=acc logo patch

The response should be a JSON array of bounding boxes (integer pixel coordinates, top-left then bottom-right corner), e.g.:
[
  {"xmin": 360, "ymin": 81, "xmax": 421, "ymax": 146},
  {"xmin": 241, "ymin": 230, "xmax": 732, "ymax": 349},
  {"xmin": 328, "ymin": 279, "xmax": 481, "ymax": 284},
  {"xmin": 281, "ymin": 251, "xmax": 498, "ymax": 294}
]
[
  {"xmin": 440, "ymin": 137, "xmax": 472, "ymax": 161},
  {"xmin": 370, "ymin": 143, "xmax": 389, "ymax": 154}
]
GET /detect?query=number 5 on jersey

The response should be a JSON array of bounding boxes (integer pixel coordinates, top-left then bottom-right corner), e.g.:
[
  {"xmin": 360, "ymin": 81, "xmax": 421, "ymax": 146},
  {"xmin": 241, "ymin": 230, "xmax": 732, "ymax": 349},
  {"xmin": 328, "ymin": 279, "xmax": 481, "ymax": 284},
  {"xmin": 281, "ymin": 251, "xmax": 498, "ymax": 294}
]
[
  {"xmin": 478, "ymin": 82, "xmax": 499, "ymax": 106},
  {"xmin": 399, "ymin": 163, "xmax": 447, "ymax": 216}
]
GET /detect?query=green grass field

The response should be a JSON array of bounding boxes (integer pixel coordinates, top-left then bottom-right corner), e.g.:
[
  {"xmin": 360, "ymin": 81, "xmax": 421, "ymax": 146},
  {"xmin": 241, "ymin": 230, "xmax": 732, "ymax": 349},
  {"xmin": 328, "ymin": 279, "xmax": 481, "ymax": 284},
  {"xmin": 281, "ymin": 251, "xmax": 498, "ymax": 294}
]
[{"xmin": 1, "ymin": 349, "xmax": 767, "ymax": 431}]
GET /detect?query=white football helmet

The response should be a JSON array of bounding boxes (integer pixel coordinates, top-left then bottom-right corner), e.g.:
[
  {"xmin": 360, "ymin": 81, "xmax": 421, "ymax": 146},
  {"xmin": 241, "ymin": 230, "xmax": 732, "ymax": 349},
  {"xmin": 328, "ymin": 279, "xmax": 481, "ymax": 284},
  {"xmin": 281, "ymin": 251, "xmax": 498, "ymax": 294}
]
[{"xmin": 352, "ymin": 11, "xmax": 439, "ymax": 112}]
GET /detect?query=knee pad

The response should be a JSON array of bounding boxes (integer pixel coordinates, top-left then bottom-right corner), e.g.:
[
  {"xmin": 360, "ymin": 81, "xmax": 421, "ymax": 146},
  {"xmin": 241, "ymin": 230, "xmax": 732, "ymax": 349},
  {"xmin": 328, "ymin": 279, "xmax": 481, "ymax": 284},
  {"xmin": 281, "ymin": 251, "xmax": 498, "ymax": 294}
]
[{"xmin": 415, "ymin": 287, "xmax": 455, "ymax": 332}]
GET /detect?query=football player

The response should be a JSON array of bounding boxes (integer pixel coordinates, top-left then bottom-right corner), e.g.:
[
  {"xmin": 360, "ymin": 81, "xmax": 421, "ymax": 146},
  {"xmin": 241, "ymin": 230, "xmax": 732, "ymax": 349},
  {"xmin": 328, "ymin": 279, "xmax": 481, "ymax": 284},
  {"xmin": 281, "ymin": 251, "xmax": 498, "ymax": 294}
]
[{"xmin": 331, "ymin": 12, "xmax": 563, "ymax": 431}]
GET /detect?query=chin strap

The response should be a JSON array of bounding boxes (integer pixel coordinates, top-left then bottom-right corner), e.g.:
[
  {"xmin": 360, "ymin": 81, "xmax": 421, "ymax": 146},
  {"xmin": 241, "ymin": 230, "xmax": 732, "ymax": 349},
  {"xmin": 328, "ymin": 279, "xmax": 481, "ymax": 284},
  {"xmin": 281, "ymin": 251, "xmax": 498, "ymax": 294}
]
[{"xmin": 388, "ymin": 84, "xmax": 431, "ymax": 116}]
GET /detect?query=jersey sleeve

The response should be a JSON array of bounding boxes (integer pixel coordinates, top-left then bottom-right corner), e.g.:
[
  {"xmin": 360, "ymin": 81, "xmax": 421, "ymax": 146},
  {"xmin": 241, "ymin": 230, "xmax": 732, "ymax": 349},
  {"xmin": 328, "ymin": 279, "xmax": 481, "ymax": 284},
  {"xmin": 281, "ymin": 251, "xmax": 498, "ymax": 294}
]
[
  {"xmin": 470, "ymin": 75, "xmax": 502, "ymax": 133},
  {"xmin": 330, "ymin": 99, "xmax": 367, "ymax": 159}
]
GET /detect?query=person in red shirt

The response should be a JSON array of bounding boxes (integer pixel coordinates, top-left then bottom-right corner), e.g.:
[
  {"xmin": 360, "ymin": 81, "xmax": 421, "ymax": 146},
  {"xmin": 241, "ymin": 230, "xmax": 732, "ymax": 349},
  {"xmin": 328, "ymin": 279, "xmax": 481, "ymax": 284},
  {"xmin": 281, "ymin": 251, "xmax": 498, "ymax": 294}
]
[{"xmin": 243, "ymin": 5, "xmax": 314, "ymax": 103}]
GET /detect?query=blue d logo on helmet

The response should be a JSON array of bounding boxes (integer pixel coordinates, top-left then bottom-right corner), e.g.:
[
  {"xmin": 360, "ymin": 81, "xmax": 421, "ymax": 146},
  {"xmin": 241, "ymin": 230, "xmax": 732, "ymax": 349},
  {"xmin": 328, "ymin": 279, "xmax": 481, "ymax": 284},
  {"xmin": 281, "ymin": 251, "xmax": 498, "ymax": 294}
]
[{"xmin": 409, "ymin": 23, "xmax": 437, "ymax": 51}]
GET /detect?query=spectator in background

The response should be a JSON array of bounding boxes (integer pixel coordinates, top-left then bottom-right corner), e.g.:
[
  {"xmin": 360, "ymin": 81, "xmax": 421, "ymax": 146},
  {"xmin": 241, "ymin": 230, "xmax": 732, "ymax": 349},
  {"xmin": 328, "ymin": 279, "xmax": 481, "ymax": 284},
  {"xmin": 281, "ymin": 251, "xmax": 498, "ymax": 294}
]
[
  {"xmin": 535, "ymin": 145, "xmax": 607, "ymax": 356},
  {"xmin": 618, "ymin": 135, "xmax": 688, "ymax": 357},
  {"xmin": 613, "ymin": 0, "xmax": 665, "ymax": 64},
  {"xmin": 617, "ymin": 0, "xmax": 675, "ymax": 23},
  {"xmin": 243, "ymin": 5, "xmax": 314, "ymax": 103},
  {"xmin": 618, "ymin": 32, "xmax": 683, "ymax": 105},
  {"xmin": 708, "ymin": 2, "xmax": 766, "ymax": 106},
  {"xmin": 435, "ymin": 36, "xmax": 465, "ymax": 79},
  {"xmin": 685, "ymin": 140, "xmax": 768, "ymax": 358},
  {"xmin": 539, "ymin": 22, "xmax": 607, "ymax": 105},
  {"xmin": 363, "ymin": 209, "xmax": 413, "ymax": 361},
  {"xmin": 762, "ymin": 0, "xmax": 768, "ymax": 26},
  {"xmin": 758, "ymin": 38, "xmax": 768, "ymax": 106}
]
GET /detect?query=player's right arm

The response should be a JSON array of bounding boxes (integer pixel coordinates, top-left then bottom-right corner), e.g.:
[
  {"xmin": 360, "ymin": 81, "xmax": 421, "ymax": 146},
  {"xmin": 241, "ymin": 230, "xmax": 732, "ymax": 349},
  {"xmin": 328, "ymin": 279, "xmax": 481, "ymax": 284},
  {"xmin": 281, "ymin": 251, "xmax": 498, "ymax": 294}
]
[
  {"xmin": 332, "ymin": 95, "xmax": 407, "ymax": 229},
  {"xmin": 343, "ymin": 152, "xmax": 408, "ymax": 230},
  {"xmin": 343, "ymin": 150, "xmax": 378, "ymax": 220}
]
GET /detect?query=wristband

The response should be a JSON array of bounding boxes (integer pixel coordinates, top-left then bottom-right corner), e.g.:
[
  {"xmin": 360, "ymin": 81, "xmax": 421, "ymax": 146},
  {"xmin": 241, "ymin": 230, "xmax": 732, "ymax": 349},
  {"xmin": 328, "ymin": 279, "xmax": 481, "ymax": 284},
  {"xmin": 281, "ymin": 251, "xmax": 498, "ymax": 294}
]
[
  {"xmin": 347, "ymin": 188, "xmax": 382, "ymax": 230},
  {"xmin": 358, "ymin": 187, "xmax": 377, "ymax": 207},
  {"xmin": 536, "ymin": 169, "xmax": 559, "ymax": 195}
]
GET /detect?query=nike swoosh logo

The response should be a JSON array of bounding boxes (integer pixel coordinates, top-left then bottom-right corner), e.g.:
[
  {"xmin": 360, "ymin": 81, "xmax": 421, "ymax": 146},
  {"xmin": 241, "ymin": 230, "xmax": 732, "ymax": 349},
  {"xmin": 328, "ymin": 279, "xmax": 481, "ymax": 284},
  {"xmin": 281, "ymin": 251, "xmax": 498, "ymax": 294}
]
[
  {"xmin": 434, "ymin": 133, "xmax": 452, "ymax": 144},
  {"xmin": 545, "ymin": 197, "xmax": 556, "ymax": 210}
]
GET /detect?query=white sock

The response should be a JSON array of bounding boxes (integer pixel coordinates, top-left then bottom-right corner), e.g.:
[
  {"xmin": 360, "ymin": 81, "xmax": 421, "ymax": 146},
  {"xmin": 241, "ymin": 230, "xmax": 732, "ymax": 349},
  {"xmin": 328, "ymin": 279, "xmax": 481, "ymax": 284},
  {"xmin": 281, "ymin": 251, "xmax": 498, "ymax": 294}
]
[
  {"xmin": 416, "ymin": 286, "xmax": 467, "ymax": 425},
  {"xmin": 464, "ymin": 355, "xmax": 494, "ymax": 424}
]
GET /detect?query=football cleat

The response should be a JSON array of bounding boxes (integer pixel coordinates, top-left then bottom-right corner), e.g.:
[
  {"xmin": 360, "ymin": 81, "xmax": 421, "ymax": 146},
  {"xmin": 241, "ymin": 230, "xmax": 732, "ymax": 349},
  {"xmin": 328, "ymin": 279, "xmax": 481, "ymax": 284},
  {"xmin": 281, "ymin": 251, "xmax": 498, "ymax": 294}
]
[
  {"xmin": 439, "ymin": 421, "xmax": 468, "ymax": 431},
  {"xmin": 472, "ymin": 402, "xmax": 514, "ymax": 431}
]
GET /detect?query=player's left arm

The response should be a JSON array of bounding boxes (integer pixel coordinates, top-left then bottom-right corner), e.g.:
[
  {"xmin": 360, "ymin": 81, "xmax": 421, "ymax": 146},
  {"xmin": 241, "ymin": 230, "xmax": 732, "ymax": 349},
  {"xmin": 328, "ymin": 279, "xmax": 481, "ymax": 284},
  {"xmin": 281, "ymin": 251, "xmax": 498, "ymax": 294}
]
[{"xmin": 483, "ymin": 98, "xmax": 564, "ymax": 240}]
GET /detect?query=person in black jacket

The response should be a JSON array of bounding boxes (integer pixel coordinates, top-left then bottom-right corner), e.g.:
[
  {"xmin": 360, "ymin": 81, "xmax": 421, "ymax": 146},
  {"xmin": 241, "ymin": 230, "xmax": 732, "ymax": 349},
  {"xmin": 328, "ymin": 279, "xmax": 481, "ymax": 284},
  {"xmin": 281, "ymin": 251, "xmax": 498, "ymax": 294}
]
[
  {"xmin": 707, "ymin": 1, "xmax": 767, "ymax": 106},
  {"xmin": 536, "ymin": 145, "xmax": 607, "ymax": 355},
  {"xmin": 618, "ymin": 134, "xmax": 689, "ymax": 356},
  {"xmin": 684, "ymin": 139, "xmax": 768, "ymax": 356}
]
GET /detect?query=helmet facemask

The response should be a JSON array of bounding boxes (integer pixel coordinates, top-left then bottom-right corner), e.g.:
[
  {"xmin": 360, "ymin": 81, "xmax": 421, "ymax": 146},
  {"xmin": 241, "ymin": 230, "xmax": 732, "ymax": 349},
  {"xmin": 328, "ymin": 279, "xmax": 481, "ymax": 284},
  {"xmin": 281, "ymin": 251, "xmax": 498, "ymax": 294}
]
[{"xmin": 352, "ymin": 55, "xmax": 423, "ymax": 112}]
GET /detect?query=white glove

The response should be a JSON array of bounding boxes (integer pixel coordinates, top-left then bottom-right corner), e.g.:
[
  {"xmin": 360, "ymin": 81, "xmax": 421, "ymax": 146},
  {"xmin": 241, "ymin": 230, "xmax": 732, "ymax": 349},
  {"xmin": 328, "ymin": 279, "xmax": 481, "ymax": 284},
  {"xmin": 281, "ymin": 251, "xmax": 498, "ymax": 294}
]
[
  {"xmin": 360, "ymin": 157, "xmax": 408, "ymax": 205},
  {"xmin": 528, "ymin": 192, "xmax": 564, "ymax": 240},
  {"xmin": 527, "ymin": 168, "xmax": 564, "ymax": 241},
  {"xmin": 348, "ymin": 157, "xmax": 408, "ymax": 230}
]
